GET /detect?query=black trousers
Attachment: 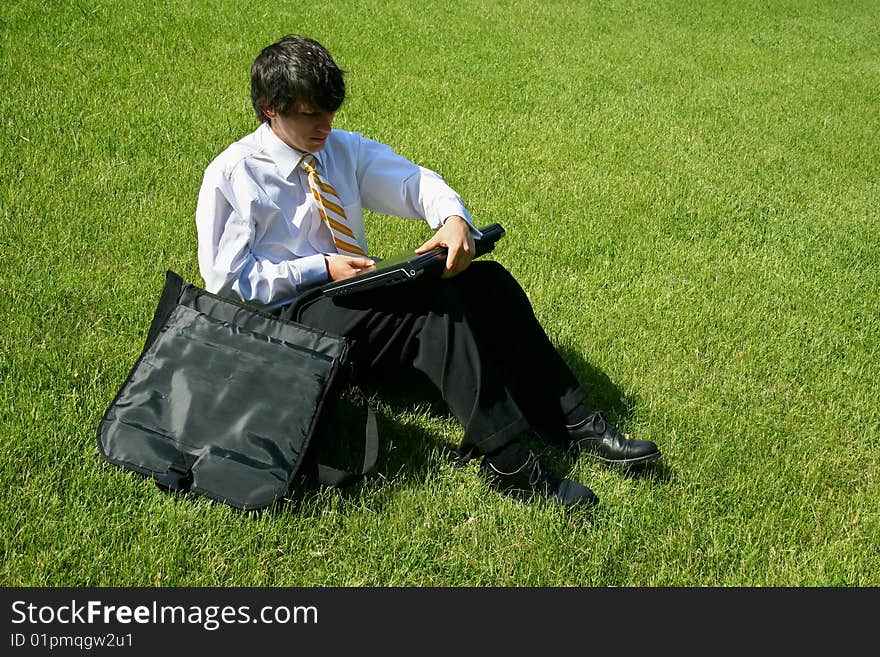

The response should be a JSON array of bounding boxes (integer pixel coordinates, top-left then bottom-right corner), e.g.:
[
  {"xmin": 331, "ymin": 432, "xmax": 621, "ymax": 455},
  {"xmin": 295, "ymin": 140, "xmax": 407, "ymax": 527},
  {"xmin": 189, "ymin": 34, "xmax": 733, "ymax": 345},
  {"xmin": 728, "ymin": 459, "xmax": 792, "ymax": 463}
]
[{"xmin": 293, "ymin": 261, "xmax": 586, "ymax": 457}]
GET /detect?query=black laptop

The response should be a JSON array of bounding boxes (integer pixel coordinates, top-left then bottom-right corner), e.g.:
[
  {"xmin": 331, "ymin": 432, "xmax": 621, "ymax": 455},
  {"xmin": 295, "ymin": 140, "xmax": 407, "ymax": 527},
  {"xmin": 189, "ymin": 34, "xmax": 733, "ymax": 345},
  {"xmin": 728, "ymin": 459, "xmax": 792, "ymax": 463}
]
[{"xmin": 321, "ymin": 223, "xmax": 505, "ymax": 297}]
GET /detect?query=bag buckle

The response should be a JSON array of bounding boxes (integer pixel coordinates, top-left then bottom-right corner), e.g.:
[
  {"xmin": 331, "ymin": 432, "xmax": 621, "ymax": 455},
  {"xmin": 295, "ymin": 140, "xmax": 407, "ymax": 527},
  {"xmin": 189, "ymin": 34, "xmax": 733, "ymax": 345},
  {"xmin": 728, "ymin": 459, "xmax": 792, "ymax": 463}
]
[{"xmin": 156, "ymin": 459, "xmax": 194, "ymax": 493}]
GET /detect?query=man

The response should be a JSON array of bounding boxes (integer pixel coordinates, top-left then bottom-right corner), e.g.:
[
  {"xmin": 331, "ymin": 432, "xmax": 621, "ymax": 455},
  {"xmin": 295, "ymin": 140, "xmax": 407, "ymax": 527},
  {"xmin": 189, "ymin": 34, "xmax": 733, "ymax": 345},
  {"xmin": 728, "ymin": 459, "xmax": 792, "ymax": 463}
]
[{"xmin": 196, "ymin": 35, "xmax": 661, "ymax": 508}]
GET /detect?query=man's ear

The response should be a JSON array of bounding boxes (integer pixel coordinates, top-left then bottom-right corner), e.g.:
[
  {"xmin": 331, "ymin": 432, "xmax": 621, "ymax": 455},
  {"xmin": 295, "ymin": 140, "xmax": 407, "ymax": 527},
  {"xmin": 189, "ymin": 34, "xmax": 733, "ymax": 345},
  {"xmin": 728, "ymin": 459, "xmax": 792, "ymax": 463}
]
[{"xmin": 263, "ymin": 106, "xmax": 277, "ymax": 120}]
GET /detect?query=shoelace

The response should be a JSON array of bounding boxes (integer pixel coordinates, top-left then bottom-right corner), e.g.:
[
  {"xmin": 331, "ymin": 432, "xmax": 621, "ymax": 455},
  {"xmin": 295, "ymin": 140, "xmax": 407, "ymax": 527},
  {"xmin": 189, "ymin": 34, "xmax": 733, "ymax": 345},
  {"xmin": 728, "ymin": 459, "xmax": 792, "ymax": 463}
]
[
  {"xmin": 568, "ymin": 410, "xmax": 607, "ymax": 433},
  {"xmin": 487, "ymin": 450, "xmax": 550, "ymax": 487},
  {"xmin": 586, "ymin": 410, "xmax": 608, "ymax": 434},
  {"xmin": 525, "ymin": 454, "xmax": 546, "ymax": 487}
]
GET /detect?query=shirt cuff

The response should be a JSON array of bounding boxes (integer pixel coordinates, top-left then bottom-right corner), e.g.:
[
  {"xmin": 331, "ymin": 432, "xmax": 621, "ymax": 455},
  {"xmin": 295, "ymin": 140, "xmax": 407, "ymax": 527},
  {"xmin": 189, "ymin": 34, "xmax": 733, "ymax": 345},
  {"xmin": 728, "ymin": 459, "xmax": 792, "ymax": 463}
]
[
  {"xmin": 440, "ymin": 211, "xmax": 483, "ymax": 238},
  {"xmin": 292, "ymin": 253, "xmax": 329, "ymax": 288},
  {"xmin": 423, "ymin": 195, "xmax": 469, "ymax": 228}
]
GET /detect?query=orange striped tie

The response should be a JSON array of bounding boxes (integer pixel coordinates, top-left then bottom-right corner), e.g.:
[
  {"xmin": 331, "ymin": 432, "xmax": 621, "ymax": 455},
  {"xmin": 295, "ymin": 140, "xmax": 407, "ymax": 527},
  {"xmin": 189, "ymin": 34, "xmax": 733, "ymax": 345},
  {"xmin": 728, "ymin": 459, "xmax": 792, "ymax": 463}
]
[{"xmin": 299, "ymin": 154, "xmax": 366, "ymax": 256}]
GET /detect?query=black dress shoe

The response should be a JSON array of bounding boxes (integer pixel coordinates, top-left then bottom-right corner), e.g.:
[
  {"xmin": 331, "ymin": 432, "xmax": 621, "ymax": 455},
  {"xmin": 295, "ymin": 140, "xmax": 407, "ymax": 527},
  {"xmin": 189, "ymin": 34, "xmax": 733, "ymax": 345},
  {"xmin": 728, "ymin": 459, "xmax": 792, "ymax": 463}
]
[
  {"xmin": 567, "ymin": 411, "xmax": 661, "ymax": 466},
  {"xmin": 482, "ymin": 451, "xmax": 599, "ymax": 507}
]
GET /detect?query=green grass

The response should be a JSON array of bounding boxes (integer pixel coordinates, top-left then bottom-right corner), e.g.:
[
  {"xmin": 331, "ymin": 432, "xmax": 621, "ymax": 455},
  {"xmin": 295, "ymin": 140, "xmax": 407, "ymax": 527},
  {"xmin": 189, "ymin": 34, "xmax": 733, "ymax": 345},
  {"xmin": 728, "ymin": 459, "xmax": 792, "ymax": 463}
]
[{"xmin": 1, "ymin": 0, "xmax": 878, "ymax": 586}]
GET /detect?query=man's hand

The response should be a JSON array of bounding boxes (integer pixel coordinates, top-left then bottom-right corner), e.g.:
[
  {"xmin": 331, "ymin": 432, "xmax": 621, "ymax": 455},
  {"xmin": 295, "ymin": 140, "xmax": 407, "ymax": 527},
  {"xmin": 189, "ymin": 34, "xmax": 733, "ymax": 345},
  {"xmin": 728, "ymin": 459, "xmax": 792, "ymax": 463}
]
[
  {"xmin": 415, "ymin": 215, "xmax": 475, "ymax": 279},
  {"xmin": 325, "ymin": 255, "xmax": 376, "ymax": 281}
]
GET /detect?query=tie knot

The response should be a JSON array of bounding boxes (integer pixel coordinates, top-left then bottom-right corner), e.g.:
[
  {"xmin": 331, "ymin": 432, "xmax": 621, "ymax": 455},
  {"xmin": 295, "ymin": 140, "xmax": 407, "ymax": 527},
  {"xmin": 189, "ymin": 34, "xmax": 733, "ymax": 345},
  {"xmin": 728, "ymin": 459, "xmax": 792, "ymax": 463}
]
[{"xmin": 299, "ymin": 154, "xmax": 318, "ymax": 175}]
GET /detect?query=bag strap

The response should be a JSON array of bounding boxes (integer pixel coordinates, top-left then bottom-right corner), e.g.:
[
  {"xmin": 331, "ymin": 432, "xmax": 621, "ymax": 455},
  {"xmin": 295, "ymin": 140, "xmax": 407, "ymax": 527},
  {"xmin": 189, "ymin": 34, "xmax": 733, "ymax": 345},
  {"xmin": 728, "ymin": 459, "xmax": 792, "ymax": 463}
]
[
  {"xmin": 315, "ymin": 393, "xmax": 379, "ymax": 486},
  {"xmin": 281, "ymin": 286, "xmax": 323, "ymax": 321},
  {"xmin": 283, "ymin": 286, "xmax": 382, "ymax": 487},
  {"xmin": 145, "ymin": 271, "xmax": 184, "ymax": 350}
]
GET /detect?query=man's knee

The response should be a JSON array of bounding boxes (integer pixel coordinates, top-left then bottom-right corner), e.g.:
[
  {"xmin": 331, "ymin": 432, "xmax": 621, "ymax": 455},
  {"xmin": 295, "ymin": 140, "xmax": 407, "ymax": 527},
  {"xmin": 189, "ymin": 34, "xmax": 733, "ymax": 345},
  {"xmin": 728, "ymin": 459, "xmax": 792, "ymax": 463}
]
[{"xmin": 461, "ymin": 259, "xmax": 515, "ymax": 286}]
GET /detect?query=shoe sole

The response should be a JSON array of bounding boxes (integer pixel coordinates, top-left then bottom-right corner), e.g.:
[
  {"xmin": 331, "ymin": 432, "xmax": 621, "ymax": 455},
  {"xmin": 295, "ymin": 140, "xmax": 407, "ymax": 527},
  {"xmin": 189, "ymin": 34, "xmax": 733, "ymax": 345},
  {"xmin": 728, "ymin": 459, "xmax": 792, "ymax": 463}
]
[{"xmin": 579, "ymin": 449, "xmax": 662, "ymax": 467}]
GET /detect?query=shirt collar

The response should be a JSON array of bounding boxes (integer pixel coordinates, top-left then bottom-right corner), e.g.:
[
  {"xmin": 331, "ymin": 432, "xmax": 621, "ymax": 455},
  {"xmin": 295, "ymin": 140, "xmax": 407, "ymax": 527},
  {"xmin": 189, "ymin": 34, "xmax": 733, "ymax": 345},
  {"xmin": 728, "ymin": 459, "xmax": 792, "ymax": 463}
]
[{"xmin": 258, "ymin": 122, "xmax": 324, "ymax": 179}]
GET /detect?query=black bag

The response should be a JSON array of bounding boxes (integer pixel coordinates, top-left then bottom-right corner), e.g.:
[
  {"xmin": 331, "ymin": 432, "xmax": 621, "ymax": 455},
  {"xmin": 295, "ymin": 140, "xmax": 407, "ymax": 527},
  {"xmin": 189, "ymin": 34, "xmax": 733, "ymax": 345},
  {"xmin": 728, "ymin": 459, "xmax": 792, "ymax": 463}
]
[{"xmin": 96, "ymin": 270, "xmax": 378, "ymax": 511}]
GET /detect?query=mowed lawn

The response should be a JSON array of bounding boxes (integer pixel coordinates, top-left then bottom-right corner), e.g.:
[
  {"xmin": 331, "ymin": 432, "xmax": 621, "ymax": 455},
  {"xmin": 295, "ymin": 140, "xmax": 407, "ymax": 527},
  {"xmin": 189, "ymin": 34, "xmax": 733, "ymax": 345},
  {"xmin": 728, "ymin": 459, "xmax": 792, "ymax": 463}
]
[{"xmin": 1, "ymin": 0, "xmax": 878, "ymax": 586}]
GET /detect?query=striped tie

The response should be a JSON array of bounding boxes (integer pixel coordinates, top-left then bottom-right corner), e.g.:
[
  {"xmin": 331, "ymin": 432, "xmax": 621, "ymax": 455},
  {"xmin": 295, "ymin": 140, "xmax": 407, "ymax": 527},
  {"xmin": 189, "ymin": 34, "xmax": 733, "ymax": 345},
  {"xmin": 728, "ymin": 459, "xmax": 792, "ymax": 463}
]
[{"xmin": 299, "ymin": 154, "xmax": 366, "ymax": 256}]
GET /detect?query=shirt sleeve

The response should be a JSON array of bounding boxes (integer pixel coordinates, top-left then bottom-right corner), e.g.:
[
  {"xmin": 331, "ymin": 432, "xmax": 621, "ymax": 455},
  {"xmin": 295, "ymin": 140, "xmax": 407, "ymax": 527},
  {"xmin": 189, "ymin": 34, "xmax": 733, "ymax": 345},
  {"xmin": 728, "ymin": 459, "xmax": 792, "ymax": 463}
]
[
  {"xmin": 354, "ymin": 135, "xmax": 478, "ymax": 233},
  {"xmin": 195, "ymin": 161, "xmax": 328, "ymax": 309}
]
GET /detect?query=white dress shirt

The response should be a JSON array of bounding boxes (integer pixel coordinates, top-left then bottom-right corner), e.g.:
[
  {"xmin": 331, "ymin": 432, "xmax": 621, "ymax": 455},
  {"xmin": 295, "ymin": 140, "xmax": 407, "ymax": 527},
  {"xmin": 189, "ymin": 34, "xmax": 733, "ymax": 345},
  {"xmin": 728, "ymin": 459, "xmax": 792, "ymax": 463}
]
[{"xmin": 196, "ymin": 122, "xmax": 473, "ymax": 309}]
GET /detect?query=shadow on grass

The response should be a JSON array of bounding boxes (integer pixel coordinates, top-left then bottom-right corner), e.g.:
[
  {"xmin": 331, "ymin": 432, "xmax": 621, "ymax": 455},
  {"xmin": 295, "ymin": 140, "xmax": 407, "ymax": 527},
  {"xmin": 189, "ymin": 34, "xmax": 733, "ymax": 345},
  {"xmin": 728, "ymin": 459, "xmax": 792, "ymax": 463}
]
[
  {"xmin": 280, "ymin": 346, "xmax": 673, "ymax": 513},
  {"xmin": 282, "ymin": 377, "xmax": 460, "ymax": 511},
  {"xmin": 556, "ymin": 344, "xmax": 631, "ymax": 423}
]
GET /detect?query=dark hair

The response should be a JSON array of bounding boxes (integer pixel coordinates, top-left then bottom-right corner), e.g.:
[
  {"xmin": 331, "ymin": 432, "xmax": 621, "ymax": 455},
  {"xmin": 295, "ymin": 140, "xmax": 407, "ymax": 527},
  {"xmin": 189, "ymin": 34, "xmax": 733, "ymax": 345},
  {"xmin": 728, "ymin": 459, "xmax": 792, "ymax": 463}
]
[{"xmin": 250, "ymin": 35, "xmax": 346, "ymax": 123}]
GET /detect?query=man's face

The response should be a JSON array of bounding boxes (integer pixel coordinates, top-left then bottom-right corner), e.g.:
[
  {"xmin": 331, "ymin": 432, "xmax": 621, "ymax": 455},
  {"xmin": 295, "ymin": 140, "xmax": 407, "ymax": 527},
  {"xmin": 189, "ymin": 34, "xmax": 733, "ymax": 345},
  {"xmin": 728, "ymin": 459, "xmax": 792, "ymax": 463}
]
[{"xmin": 265, "ymin": 100, "xmax": 335, "ymax": 153}]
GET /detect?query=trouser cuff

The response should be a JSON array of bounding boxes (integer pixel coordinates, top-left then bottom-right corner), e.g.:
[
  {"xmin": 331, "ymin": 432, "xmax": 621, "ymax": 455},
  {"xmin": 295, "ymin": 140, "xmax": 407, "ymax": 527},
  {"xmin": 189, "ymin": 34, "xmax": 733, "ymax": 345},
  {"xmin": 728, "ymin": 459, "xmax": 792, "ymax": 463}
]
[{"xmin": 456, "ymin": 416, "xmax": 532, "ymax": 462}]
